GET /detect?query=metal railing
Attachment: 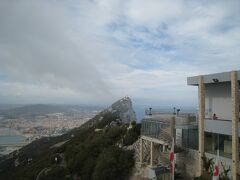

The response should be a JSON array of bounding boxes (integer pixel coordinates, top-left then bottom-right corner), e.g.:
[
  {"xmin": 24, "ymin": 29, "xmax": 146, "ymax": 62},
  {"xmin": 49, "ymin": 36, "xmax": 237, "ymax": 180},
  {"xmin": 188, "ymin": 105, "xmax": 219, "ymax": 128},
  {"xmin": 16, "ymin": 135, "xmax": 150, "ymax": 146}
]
[
  {"xmin": 141, "ymin": 126, "xmax": 172, "ymax": 143},
  {"xmin": 205, "ymin": 117, "xmax": 231, "ymax": 122}
]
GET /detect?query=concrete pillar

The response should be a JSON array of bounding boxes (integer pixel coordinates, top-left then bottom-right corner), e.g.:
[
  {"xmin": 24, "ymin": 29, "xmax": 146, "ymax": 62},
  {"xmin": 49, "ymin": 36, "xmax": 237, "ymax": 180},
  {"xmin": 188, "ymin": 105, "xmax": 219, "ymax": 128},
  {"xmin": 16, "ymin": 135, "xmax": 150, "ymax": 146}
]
[
  {"xmin": 198, "ymin": 75, "xmax": 205, "ymax": 176},
  {"xmin": 163, "ymin": 145, "xmax": 166, "ymax": 152},
  {"xmin": 150, "ymin": 141, "xmax": 154, "ymax": 167},
  {"xmin": 231, "ymin": 71, "xmax": 239, "ymax": 180},
  {"xmin": 140, "ymin": 138, "xmax": 143, "ymax": 164}
]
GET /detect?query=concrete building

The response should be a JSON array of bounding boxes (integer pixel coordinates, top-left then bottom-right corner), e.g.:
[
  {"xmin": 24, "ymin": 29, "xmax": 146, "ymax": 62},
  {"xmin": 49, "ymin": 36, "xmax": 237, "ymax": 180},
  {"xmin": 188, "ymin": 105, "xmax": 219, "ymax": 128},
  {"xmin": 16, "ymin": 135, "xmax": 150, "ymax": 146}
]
[
  {"xmin": 187, "ymin": 70, "xmax": 240, "ymax": 179},
  {"xmin": 135, "ymin": 70, "xmax": 240, "ymax": 179}
]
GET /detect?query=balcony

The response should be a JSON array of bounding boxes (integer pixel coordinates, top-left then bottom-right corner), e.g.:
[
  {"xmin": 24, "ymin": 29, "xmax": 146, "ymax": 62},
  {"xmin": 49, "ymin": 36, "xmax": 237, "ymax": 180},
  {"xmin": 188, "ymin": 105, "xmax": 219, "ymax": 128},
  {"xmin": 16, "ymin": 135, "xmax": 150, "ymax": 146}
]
[
  {"xmin": 205, "ymin": 118, "xmax": 240, "ymax": 136},
  {"xmin": 205, "ymin": 118, "xmax": 233, "ymax": 136}
]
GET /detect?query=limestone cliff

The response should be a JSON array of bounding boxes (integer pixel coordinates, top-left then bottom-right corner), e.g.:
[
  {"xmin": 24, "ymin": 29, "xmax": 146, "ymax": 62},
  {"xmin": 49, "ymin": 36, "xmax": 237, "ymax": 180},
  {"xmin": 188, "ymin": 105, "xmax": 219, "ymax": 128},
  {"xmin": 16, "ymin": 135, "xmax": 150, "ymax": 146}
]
[{"xmin": 107, "ymin": 97, "xmax": 137, "ymax": 123}]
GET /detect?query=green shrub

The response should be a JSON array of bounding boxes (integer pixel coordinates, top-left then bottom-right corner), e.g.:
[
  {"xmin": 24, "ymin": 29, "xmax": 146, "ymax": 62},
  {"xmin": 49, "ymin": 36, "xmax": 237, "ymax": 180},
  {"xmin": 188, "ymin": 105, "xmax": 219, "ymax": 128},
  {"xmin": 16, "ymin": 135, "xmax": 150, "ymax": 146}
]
[
  {"xmin": 40, "ymin": 166, "xmax": 70, "ymax": 180},
  {"xmin": 93, "ymin": 147, "xmax": 134, "ymax": 180}
]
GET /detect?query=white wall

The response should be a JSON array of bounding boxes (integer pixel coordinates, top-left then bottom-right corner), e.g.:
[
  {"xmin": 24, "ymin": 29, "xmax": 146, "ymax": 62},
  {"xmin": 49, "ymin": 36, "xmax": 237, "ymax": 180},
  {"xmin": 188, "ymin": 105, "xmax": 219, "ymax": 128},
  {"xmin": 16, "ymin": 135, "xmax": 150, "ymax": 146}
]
[
  {"xmin": 205, "ymin": 82, "xmax": 232, "ymax": 120},
  {"xmin": 205, "ymin": 119, "xmax": 232, "ymax": 135}
]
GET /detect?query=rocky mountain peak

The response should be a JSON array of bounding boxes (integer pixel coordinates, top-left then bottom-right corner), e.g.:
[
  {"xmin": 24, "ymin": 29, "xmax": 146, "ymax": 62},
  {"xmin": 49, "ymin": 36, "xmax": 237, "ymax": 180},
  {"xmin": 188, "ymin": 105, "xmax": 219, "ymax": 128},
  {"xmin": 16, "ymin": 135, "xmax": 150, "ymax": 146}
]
[{"xmin": 108, "ymin": 96, "xmax": 137, "ymax": 123}]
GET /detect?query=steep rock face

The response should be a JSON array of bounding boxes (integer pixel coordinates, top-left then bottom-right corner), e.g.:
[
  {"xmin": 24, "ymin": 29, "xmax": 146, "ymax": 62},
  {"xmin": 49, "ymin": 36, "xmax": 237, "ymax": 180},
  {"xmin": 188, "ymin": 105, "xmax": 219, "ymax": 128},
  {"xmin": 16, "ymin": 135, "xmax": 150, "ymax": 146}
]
[
  {"xmin": 80, "ymin": 97, "xmax": 137, "ymax": 129},
  {"xmin": 108, "ymin": 97, "xmax": 137, "ymax": 123}
]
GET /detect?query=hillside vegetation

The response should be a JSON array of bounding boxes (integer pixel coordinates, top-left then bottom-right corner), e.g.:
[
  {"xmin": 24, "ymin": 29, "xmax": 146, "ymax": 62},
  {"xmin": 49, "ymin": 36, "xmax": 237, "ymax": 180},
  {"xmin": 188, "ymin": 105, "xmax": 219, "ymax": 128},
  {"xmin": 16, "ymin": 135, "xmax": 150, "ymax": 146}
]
[{"xmin": 0, "ymin": 111, "xmax": 141, "ymax": 180}]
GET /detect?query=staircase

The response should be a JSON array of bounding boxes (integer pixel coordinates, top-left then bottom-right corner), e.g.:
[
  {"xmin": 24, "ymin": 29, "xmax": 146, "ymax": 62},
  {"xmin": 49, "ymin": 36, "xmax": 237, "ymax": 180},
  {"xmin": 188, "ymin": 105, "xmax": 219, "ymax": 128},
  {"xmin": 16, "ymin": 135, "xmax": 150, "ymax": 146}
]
[{"xmin": 133, "ymin": 125, "xmax": 174, "ymax": 167}]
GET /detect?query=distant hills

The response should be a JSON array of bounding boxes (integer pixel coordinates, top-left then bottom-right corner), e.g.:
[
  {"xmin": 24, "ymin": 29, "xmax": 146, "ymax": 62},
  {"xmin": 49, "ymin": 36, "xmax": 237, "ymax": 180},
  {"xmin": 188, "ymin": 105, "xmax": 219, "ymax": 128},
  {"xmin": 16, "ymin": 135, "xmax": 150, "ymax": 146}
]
[{"xmin": 0, "ymin": 104, "xmax": 103, "ymax": 119}]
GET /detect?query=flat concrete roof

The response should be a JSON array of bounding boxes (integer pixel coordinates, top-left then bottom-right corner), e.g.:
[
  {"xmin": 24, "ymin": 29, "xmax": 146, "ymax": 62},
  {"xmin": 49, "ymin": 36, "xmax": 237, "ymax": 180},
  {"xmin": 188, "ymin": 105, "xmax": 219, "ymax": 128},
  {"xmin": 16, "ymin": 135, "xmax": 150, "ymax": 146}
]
[{"xmin": 187, "ymin": 70, "xmax": 240, "ymax": 86}]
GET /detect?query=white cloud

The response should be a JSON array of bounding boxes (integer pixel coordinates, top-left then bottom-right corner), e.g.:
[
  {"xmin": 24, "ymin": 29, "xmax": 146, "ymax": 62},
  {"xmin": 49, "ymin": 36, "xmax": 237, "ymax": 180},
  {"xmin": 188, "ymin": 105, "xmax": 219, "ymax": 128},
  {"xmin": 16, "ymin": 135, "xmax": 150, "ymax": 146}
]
[
  {"xmin": 126, "ymin": 0, "xmax": 183, "ymax": 25},
  {"xmin": 0, "ymin": 0, "xmax": 239, "ymax": 106}
]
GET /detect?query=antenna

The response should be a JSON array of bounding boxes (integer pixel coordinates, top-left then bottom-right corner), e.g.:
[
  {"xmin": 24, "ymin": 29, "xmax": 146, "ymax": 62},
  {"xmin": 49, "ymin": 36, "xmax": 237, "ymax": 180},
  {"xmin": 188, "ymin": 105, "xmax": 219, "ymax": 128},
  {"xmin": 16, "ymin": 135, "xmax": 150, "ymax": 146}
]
[
  {"xmin": 173, "ymin": 107, "xmax": 176, "ymax": 115},
  {"xmin": 177, "ymin": 109, "xmax": 180, "ymax": 115},
  {"xmin": 149, "ymin": 107, "xmax": 152, "ymax": 116}
]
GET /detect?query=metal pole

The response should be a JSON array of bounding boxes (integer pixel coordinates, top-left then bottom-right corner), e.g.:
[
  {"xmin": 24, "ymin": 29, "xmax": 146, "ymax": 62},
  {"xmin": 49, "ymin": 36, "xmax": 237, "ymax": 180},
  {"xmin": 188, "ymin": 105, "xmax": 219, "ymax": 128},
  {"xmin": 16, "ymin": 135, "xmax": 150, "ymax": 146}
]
[{"xmin": 173, "ymin": 137, "xmax": 175, "ymax": 180}]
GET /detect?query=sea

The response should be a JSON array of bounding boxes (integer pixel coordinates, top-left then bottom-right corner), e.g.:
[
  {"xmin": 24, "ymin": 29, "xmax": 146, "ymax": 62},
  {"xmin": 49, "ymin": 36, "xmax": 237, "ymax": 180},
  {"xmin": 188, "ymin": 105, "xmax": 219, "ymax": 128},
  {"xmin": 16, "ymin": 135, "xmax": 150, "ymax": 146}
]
[{"xmin": 0, "ymin": 128, "xmax": 26, "ymax": 145}]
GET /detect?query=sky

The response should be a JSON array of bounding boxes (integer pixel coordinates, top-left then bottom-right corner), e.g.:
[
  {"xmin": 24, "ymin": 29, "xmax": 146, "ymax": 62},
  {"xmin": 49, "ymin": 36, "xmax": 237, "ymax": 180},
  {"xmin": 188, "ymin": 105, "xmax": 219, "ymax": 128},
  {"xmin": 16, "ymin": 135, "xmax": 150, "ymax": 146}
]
[{"xmin": 0, "ymin": 0, "xmax": 240, "ymax": 107}]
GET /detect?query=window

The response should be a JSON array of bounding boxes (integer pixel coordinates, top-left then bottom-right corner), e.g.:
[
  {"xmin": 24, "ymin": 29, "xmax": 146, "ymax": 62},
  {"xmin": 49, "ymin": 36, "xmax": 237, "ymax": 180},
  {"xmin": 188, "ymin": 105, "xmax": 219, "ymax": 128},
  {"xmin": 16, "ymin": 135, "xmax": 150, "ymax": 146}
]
[{"xmin": 205, "ymin": 132, "xmax": 232, "ymax": 158}]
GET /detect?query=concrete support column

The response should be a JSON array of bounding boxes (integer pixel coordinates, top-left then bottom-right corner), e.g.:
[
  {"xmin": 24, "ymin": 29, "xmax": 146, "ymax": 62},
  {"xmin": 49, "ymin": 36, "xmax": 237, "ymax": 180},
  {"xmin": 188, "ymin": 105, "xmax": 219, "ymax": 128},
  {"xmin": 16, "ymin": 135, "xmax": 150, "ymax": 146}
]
[
  {"xmin": 231, "ymin": 71, "xmax": 239, "ymax": 180},
  {"xmin": 150, "ymin": 141, "xmax": 154, "ymax": 167},
  {"xmin": 198, "ymin": 75, "xmax": 205, "ymax": 176},
  {"xmin": 140, "ymin": 138, "xmax": 143, "ymax": 164}
]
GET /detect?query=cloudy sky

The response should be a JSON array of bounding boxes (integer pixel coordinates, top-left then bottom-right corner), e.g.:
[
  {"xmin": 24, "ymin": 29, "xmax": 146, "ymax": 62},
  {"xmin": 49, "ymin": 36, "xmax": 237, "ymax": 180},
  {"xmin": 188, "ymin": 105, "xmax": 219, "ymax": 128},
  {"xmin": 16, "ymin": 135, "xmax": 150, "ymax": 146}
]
[{"xmin": 0, "ymin": 0, "xmax": 240, "ymax": 107}]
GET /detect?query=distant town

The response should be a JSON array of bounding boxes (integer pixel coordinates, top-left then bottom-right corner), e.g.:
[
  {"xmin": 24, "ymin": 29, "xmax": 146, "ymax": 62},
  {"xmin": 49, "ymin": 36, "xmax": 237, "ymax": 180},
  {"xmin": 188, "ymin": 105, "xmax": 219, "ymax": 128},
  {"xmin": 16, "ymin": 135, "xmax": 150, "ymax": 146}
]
[{"xmin": 0, "ymin": 105, "xmax": 102, "ymax": 156}]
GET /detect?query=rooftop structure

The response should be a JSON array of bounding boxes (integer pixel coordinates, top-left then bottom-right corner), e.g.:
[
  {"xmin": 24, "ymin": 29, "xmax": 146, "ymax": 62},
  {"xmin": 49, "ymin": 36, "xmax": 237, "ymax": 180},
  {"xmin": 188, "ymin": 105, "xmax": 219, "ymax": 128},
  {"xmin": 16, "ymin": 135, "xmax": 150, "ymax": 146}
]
[
  {"xmin": 188, "ymin": 70, "xmax": 240, "ymax": 179},
  {"xmin": 187, "ymin": 70, "xmax": 240, "ymax": 85}
]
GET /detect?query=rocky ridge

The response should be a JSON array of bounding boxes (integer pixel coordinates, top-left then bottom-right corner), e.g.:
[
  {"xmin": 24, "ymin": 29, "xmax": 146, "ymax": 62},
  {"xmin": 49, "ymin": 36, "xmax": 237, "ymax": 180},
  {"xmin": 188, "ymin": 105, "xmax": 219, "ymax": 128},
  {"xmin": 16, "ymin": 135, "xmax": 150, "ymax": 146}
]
[{"xmin": 107, "ymin": 96, "xmax": 137, "ymax": 123}]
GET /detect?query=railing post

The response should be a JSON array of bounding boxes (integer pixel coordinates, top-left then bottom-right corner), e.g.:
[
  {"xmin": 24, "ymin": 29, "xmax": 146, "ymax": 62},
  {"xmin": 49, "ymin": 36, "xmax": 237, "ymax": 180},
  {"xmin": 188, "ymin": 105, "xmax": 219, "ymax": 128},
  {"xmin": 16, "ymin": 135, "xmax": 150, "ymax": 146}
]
[
  {"xmin": 140, "ymin": 138, "xmax": 143, "ymax": 164},
  {"xmin": 150, "ymin": 141, "xmax": 154, "ymax": 167}
]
